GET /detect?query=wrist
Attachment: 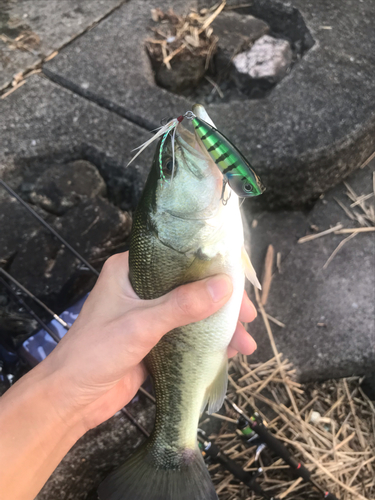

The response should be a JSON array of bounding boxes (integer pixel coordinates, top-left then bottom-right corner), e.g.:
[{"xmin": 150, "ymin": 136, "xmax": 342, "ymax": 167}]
[
  {"xmin": 28, "ymin": 360, "xmax": 87, "ymax": 441},
  {"xmin": 0, "ymin": 362, "xmax": 86, "ymax": 500}
]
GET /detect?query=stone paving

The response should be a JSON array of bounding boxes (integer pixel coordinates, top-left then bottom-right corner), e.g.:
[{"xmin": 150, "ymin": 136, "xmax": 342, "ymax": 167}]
[
  {"xmin": 0, "ymin": 2, "xmax": 374, "ymax": 498},
  {"xmin": 43, "ymin": 0, "xmax": 375, "ymax": 207},
  {"xmin": 0, "ymin": 0, "xmax": 126, "ymax": 90},
  {"xmin": 37, "ymin": 393, "xmax": 154, "ymax": 500},
  {"xmin": 247, "ymin": 161, "xmax": 375, "ymax": 382}
]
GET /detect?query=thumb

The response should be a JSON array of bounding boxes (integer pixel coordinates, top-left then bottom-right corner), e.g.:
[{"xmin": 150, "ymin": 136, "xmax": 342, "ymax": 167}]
[{"xmin": 134, "ymin": 274, "xmax": 233, "ymax": 348}]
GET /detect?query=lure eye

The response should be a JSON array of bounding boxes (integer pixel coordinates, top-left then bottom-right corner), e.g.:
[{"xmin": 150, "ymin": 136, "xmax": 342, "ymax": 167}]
[
  {"xmin": 165, "ymin": 160, "xmax": 173, "ymax": 172},
  {"xmin": 243, "ymin": 182, "xmax": 254, "ymax": 193}
]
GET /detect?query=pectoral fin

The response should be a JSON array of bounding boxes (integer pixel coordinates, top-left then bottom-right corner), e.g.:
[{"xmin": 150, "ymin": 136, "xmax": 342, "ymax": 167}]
[{"xmin": 242, "ymin": 246, "xmax": 261, "ymax": 289}]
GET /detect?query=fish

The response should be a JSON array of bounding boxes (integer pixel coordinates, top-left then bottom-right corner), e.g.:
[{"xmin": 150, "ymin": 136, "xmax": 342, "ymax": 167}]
[{"xmin": 98, "ymin": 105, "xmax": 262, "ymax": 500}]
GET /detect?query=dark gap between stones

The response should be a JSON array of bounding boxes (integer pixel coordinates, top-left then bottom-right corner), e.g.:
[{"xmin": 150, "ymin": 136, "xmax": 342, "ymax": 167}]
[{"xmin": 147, "ymin": 1, "xmax": 315, "ymax": 103}]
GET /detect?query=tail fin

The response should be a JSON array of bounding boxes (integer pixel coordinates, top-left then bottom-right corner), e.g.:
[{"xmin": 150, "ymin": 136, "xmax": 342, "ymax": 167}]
[{"xmin": 97, "ymin": 442, "xmax": 218, "ymax": 500}]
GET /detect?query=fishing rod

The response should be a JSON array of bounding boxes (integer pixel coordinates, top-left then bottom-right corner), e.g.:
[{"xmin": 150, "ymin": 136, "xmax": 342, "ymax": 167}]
[
  {"xmin": 0, "ymin": 268, "xmax": 70, "ymax": 331},
  {"xmin": 0, "ymin": 276, "xmax": 61, "ymax": 343},
  {"xmin": 225, "ymin": 397, "xmax": 340, "ymax": 500},
  {"xmin": 197, "ymin": 429, "xmax": 279, "ymax": 500},
  {"xmin": 0, "ymin": 179, "xmax": 99, "ymax": 277}
]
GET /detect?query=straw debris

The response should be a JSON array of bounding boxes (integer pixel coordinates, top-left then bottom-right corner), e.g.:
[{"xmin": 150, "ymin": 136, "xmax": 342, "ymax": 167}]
[
  {"xmin": 298, "ymin": 168, "xmax": 375, "ymax": 269},
  {"xmin": 146, "ymin": 3, "xmax": 225, "ymax": 70},
  {"xmin": 206, "ymin": 356, "xmax": 374, "ymax": 499},
  {"xmin": 202, "ymin": 236, "xmax": 374, "ymax": 500}
]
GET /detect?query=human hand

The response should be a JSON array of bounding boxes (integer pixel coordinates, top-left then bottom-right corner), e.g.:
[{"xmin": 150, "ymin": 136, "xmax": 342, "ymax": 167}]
[{"xmin": 41, "ymin": 252, "xmax": 257, "ymax": 432}]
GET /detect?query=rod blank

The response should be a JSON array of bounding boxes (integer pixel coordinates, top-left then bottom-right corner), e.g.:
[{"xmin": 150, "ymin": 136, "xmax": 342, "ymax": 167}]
[{"xmin": 0, "ymin": 179, "xmax": 99, "ymax": 277}]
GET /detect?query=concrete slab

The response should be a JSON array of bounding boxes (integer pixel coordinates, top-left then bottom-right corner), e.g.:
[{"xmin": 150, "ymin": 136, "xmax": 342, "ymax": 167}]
[
  {"xmin": 246, "ymin": 160, "xmax": 375, "ymax": 382},
  {"xmin": 44, "ymin": 0, "xmax": 375, "ymax": 207},
  {"xmin": 0, "ymin": 0, "xmax": 125, "ymax": 90},
  {"xmin": 0, "ymin": 74, "xmax": 152, "ymax": 202}
]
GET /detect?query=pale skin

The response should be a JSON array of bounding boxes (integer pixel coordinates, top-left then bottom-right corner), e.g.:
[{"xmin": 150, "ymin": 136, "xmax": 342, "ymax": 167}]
[{"xmin": 0, "ymin": 252, "xmax": 257, "ymax": 500}]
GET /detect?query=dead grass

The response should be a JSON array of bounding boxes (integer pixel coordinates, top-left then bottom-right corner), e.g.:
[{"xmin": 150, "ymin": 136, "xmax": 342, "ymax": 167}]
[
  {"xmin": 203, "ymin": 195, "xmax": 375, "ymax": 498},
  {"xmin": 207, "ymin": 352, "xmax": 374, "ymax": 499},
  {"xmin": 297, "ymin": 165, "xmax": 375, "ymax": 270},
  {"xmin": 146, "ymin": 2, "xmax": 225, "ymax": 70}
]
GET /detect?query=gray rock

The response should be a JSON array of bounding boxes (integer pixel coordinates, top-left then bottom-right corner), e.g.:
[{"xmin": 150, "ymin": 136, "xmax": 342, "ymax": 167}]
[
  {"xmin": 212, "ymin": 12, "xmax": 269, "ymax": 52},
  {"xmin": 0, "ymin": 0, "xmax": 125, "ymax": 90},
  {"xmin": 0, "ymin": 75, "xmax": 153, "ymax": 343},
  {"xmin": 44, "ymin": 0, "xmax": 375, "ymax": 207},
  {"xmin": 233, "ymin": 35, "xmax": 292, "ymax": 94},
  {"xmin": 0, "ymin": 197, "xmax": 43, "ymax": 265},
  {"xmin": 211, "ymin": 12, "xmax": 269, "ymax": 75},
  {"xmin": 245, "ymin": 161, "xmax": 375, "ymax": 382},
  {"xmin": 29, "ymin": 160, "xmax": 107, "ymax": 215},
  {"xmin": 6, "ymin": 196, "xmax": 131, "ymax": 317}
]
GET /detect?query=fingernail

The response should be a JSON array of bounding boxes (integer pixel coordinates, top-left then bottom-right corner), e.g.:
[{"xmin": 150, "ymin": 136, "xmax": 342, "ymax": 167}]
[
  {"xmin": 249, "ymin": 336, "xmax": 257, "ymax": 353},
  {"xmin": 206, "ymin": 275, "xmax": 233, "ymax": 303},
  {"xmin": 250, "ymin": 301, "xmax": 258, "ymax": 319}
]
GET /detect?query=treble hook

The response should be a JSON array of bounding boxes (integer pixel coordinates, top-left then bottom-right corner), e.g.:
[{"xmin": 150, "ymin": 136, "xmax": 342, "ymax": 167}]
[{"xmin": 220, "ymin": 179, "xmax": 231, "ymax": 205}]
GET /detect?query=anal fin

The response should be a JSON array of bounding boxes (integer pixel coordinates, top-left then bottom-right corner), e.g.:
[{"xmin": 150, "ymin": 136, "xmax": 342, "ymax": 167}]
[{"xmin": 241, "ymin": 246, "xmax": 261, "ymax": 289}]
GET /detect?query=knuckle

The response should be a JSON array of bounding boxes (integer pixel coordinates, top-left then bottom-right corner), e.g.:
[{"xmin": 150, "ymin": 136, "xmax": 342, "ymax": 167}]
[{"xmin": 174, "ymin": 286, "xmax": 203, "ymax": 319}]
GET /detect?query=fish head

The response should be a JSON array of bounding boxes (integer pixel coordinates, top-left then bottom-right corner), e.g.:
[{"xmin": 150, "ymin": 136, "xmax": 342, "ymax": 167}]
[{"xmin": 149, "ymin": 122, "xmax": 225, "ymax": 220}]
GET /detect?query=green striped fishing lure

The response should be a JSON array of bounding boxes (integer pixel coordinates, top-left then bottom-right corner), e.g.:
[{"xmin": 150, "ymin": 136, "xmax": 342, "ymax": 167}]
[
  {"xmin": 191, "ymin": 116, "xmax": 265, "ymax": 198},
  {"xmin": 127, "ymin": 108, "xmax": 264, "ymax": 199}
]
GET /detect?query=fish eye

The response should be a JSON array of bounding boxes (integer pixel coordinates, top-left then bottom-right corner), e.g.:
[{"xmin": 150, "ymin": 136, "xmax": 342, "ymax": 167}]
[{"xmin": 162, "ymin": 157, "xmax": 177, "ymax": 176}]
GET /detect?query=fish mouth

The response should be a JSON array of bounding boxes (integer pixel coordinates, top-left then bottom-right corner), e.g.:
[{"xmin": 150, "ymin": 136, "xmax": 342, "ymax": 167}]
[
  {"xmin": 163, "ymin": 205, "xmax": 222, "ymax": 221},
  {"xmin": 160, "ymin": 122, "xmax": 224, "ymax": 221},
  {"xmin": 175, "ymin": 123, "xmax": 218, "ymax": 180}
]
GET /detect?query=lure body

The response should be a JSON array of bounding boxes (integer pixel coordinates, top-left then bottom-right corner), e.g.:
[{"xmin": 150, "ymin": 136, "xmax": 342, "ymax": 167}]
[{"xmin": 192, "ymin": 116, "xmax": 264, "ymax": 197}]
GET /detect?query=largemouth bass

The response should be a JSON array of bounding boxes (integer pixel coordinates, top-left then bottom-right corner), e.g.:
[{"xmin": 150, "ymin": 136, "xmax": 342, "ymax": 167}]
[{"xmin": 98, "ymin": 105, "xmax": 261, "ymax": 500}]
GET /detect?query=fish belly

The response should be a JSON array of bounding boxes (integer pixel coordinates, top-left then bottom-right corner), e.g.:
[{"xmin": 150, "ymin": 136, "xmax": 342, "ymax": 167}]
[
  {"xmin": 144, "ymin": 244, "xmax": 244, "ymax": 459},
  {"xmin": 98, "ymin": 205, "xmax": 245, "ymax": 500}
]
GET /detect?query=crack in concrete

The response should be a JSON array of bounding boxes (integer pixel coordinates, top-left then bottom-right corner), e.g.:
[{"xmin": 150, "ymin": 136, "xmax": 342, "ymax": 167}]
[
  {"xmin": 0, "ymin": 0, "xmax": 129, "ymax": 94},
  {"xmin": 42, "ymin": 66, "xmax": 156, "ymax": 131}
]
